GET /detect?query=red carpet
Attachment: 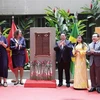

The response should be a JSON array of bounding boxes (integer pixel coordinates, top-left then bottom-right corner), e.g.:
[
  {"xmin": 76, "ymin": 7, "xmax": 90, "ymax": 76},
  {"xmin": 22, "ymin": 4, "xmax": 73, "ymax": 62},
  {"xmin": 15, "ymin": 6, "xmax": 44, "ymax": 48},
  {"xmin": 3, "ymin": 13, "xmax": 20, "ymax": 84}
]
[
  {"xmin": 24, "ymin": 79, "xmax": 57, "ymax": 88},
  {"xmin": 0, "ymin": 86, "xmax": 100, "ymax": 100}
]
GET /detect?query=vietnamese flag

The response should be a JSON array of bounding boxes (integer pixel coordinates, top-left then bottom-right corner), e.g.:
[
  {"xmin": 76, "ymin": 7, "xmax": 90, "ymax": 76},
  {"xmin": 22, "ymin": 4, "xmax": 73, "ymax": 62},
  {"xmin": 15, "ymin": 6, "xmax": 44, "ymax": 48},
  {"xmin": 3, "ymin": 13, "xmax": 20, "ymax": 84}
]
[
  {"xmin": 7, "ymin": 20, "xmax": 17, "ymax": 46},
  {"xmin": 7, "ymin": 19, "xmax": 17, "ymax": 73}
]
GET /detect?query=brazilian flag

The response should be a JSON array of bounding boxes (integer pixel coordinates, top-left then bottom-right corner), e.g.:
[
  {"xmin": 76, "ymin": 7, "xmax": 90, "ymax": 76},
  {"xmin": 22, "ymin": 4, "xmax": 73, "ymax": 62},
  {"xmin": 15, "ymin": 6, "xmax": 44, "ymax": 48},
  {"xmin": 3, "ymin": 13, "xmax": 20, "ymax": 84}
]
[
  {"xmin": 69, "ymin": 23, "xmax": 79, "ymax": 78},
  {"xmin": 69, "ymin": 23, "xmax": 79, "ymax": 43}
]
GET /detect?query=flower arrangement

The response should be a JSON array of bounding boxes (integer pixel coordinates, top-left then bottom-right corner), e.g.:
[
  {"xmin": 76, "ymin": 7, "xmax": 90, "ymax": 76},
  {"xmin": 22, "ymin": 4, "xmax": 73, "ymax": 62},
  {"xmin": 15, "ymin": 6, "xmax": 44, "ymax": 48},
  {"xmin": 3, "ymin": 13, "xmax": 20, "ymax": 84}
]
[{"xmin": 30, "ymin": 60, "xmax": 53, "ymax": 80}]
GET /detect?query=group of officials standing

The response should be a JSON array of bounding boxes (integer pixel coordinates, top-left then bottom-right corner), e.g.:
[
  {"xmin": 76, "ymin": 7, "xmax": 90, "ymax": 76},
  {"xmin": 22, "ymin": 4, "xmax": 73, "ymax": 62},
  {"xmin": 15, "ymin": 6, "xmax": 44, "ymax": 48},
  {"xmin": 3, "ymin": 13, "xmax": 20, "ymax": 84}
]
[
  {"xmin": 0, "ymin": 29, "xmax": 26, "ymax": 87},
  {"xmin": 0, "ymin": 27, "xmax": 100, "ymax": 94},
  {"xmin": 54, "ymin": 33, "xmax": 100, "ymax": 93}
]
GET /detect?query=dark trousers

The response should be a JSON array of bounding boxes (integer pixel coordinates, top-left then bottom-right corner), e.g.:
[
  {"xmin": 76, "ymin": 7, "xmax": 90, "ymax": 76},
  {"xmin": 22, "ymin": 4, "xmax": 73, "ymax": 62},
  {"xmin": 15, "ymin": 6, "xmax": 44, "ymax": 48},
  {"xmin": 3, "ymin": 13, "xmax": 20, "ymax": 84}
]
[
  {"xmin": 90, "ymin": 62, "xmax": 100, "ymax": 88},
  {"xmin": 58, "ymin": 59, "xmax": 70, "ymax": 84}
]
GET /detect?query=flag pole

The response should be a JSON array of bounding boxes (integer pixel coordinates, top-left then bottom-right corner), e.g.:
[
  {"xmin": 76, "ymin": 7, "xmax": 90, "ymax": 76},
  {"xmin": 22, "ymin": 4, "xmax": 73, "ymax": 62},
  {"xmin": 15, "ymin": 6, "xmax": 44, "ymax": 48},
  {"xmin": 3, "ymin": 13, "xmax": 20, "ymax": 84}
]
[
  {"xmin": 12, "ymin": 16, "xmax": 14, "ymax": 22},
  {"xmin": 74, "ymin": 12, "xmax": 78, "ymax": 23}
]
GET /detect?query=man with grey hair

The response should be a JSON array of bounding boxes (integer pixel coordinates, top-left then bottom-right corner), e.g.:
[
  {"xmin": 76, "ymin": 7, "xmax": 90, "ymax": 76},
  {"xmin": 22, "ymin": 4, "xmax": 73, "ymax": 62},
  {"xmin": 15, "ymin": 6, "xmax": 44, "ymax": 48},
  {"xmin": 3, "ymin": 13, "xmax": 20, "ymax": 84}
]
[
  {"xmin": 87, "ymin": 33, "xmax": 100, "ymax": 93},
  {"xmin": 54, "ymin": 33, "xmax": 73, "ymax": 87}
]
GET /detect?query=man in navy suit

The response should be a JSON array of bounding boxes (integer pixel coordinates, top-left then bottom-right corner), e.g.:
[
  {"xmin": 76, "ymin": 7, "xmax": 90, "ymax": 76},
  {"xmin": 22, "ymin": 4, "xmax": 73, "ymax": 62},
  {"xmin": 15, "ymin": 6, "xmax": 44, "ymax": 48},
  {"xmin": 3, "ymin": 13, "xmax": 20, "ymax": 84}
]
[{"xmin": 54, "ymin": 33, "xmax": 73, "ymax": 87}]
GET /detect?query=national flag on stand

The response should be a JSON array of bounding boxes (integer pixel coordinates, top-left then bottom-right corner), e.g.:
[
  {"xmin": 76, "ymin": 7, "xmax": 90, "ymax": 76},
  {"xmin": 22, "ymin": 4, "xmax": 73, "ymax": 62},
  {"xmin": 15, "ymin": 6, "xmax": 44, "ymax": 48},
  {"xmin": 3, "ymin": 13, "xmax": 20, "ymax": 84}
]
[
  {"xmin": 7, "ymin": 20, "xmax": 17, "ymax": 46},
  {"xmin": 69, "ymin": 23, "xmax": 79, "ymax": 43},
  {"xmin": 7, "ymin": 19, "xmax": 17, "ymax": 73},
  {"xmin": 7, "ymin": 17, "xmax": 29, "ymax": 73},
  {"xmin": 69, "ymin": 23, "xmax": 79, "ymax": 77}
]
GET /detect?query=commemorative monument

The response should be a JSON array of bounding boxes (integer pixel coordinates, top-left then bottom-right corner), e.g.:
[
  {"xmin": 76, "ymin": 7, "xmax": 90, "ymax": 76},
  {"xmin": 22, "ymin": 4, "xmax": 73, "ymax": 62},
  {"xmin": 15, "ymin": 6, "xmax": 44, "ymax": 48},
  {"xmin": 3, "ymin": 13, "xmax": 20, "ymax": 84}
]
[{"xmin": 24, "ymin": 27, "xmax": 56, "ymax": 88}]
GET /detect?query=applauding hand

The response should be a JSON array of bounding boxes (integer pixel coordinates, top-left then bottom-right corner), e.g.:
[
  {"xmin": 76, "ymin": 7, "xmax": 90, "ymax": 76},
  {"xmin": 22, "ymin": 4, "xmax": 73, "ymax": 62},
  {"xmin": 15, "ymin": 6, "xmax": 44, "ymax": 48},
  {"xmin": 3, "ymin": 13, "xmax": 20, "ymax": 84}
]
[
  {"xmin": 90, "ymin": 49, "xmax": 95, "ymax": 53},
  {"xmin": 0, "ymin": 41, "xmax": 3, "ymax": 45},
  {"xmin": 19, "ymin": 45, "xmax": 22, "ymax": 50},
  {"xmin": 75, "ymin": 50, "xmax": 80, "ymax": 54},
  {"xmin": 58, "ymin": 41, "xmax": 66, "ymax": 47},
  {"xmin": 15, "ymin": 43, "xmax": 18, "ymax": 48}
]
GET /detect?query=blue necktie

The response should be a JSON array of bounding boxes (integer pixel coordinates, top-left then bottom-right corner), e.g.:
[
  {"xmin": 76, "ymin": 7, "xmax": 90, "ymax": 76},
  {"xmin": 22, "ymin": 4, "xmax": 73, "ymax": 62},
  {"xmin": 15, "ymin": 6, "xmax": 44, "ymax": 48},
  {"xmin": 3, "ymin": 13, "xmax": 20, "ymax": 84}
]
[{"xmin": 93, "ymin": 42, "xmax": 96, "ymax": 49}]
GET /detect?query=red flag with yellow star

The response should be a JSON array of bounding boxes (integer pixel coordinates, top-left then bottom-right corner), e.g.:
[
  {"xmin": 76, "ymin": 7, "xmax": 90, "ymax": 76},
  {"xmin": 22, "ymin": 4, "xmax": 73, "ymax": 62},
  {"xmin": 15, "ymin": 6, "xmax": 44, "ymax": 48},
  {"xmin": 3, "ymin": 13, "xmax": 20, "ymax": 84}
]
[{"xmin": 7, "ymin": 19, "xmax": 17, "ymax": 73}]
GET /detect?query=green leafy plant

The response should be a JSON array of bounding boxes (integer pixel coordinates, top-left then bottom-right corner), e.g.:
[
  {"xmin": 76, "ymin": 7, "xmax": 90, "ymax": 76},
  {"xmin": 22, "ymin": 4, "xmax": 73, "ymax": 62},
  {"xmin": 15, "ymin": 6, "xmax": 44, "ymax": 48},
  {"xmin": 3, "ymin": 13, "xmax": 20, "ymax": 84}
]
[
  {"xmin": 45, "ymin": 7, "xmax": 87, "ymax": 39},
  {"xmin": 45, "ymin": 7, "xmax": 74, "ymax": 39},
  {"xmin": 17, "ymin": 17, "xmax": 34, "ymax": 40},
  {"xmin": 0, "ymin": 20, "xmax": 10, "ymax": 38},
  {"xmin": 2, "ymin": 28, "xmax": 10, "ymax": 38},
  {"xmin": 81, "ymin": 0, "xmax": 100, "ymax": 27},
  {"xmin": 0, "ymin": 20, "xmax": 6, "ymax": 26},
  {"xmin": 75, "ymin": 19, "xmax": 87, "ymax": 35}
]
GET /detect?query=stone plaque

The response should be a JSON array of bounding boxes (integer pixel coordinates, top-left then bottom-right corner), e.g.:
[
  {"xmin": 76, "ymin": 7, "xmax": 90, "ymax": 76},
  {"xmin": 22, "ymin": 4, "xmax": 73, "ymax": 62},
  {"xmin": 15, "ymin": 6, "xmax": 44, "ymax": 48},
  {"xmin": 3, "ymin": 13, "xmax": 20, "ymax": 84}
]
[
  {"xmin": 30, "ymin": 27, "xmax": 56, "ymax": 80},
  {"xmin": 35, "ymin": 33, "xmax": 50, "ymax": 56}
]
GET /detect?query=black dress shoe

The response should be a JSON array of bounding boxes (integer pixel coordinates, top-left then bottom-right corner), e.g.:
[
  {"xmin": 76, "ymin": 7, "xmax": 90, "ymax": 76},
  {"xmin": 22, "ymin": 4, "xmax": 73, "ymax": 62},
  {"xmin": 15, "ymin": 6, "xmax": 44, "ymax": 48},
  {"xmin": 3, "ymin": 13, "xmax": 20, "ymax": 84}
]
[
  {"xmin": 66, "ymin": 83, "xmax": 70, "ymax": 87},
  {"xmin": 20, "ymin": 81, "xmax": 24, "ymax": 85},
  {"xmin": 97, "ymin": 88, "xmax": 100, "ymax": 93},
  {"xmin": 14, "ymin": 81, "xmax": 19, "ymax": 85},
  {"xmin": 88, "ymin": 87, "xmax": 96, "ymax": 92},
  {"xmin": 58, "ymin": 83, "xmax": 63, "ymax": 87}
]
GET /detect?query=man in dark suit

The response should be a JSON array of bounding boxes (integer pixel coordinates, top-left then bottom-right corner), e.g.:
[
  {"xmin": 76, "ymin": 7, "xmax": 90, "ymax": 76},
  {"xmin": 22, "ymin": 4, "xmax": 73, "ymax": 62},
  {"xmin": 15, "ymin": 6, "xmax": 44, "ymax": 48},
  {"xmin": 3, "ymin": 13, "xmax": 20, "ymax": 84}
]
[
  {"xmin": 54, "ymin": 33, "xmax": 73, "ymax": 87},
  {"xmin": 87, "ymin": 33, "xmax": 100, "ymax": 93}
]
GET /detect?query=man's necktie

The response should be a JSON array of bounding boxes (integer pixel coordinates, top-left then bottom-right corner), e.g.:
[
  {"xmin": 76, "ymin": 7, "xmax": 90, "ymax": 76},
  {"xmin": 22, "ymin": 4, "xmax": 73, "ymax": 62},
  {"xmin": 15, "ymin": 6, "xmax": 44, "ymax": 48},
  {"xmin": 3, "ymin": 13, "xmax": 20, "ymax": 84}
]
[{"xmin": 93, "ymin": 42, "xmax": 96, "ymax": 49}]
